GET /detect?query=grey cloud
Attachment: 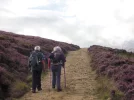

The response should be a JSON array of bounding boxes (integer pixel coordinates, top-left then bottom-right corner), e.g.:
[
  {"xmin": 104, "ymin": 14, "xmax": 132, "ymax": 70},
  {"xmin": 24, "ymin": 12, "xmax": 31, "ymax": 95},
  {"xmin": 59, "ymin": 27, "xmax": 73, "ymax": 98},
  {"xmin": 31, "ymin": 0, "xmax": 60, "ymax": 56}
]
[
  {"xmin": 0, "ymin": 11, "xmax": 104, "ymax": 47},
  {"xmin": 0, "ymin": 0, "xmax": 106, "ymax": 47},
  {"xmin": 1, "ymin": 0, "xmax": 133, "ymax": 48},
  {"xmin": 122, "ymin": 40, "xmax": 134, "ymax": 51},
  {"xmin": 0, "ymin": 0, "xmax": 11, "ymax": 7},
  {"xmin": 0, "ymin": 13, "xmax": 61, "ymax": 29},
  {"xmin": 0, "ymin": 8, "xmax": 13, "ymax": 14},
  {"xmin": 114, "ymin": 8, "xmax": 134, "ymax": 24},
  {"xmin": 57, "ymin": 24, "xmax": 104, "ymax": 47},
  {"xmin": 29, "ymin": 0, "xmax": 67, "ymax": 12}
]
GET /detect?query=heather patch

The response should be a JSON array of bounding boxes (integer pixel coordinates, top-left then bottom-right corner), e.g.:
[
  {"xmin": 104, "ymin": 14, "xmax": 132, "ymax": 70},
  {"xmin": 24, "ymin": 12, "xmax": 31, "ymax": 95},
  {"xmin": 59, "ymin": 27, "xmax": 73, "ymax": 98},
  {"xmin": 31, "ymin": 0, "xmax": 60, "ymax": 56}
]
[
  {"xmin": 0, "ymin": 30, "xmax": 80, "ymax": 99},
  {"xmin": 88, "ymin": 45, "xmax": 134, "ymax": 100}
]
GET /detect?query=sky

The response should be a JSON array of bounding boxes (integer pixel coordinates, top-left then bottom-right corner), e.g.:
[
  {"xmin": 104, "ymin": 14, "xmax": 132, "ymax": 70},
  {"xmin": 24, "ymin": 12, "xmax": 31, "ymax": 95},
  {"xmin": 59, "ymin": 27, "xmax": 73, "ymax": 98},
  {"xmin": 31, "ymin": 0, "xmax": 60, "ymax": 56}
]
[{"xmin": 1, "ymin": 0, "xmax": 134, "ymax": 50}]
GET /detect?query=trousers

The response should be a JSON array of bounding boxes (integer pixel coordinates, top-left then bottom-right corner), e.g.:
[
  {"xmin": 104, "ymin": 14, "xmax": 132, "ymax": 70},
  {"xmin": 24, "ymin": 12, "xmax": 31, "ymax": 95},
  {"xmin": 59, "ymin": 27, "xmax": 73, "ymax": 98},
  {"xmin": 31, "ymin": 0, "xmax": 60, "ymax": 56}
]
[
  {"xmin": 32, "ymin": 70, "xmax": 42, "ymax": 91},
  {"xmin": 51, "ymin": 65, "xmax": 61, "ymax": 89}
]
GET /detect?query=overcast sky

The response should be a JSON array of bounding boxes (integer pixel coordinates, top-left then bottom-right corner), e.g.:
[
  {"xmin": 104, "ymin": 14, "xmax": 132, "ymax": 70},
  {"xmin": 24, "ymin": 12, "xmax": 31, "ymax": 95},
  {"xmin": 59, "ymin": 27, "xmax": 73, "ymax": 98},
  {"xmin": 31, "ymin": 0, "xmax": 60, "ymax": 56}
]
[{"xmin": 1, "ymin": 0, "xmax": 134, "ymax": 50}]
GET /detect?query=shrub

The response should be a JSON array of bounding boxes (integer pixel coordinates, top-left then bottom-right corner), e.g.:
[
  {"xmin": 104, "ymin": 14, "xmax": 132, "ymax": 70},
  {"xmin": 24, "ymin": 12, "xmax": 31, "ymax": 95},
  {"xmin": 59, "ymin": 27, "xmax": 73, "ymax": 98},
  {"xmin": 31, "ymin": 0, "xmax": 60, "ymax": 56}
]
[
  {"xmin": 0, "ymin": 30, "xmax": 80, "ymax": 99},
  {"xmin": 11, "ymin": 81, "xmax": 29, "ymax": 98},
  {"xmin": 88, "ymin": 45, "xmax": 134, "ymax": 99}
]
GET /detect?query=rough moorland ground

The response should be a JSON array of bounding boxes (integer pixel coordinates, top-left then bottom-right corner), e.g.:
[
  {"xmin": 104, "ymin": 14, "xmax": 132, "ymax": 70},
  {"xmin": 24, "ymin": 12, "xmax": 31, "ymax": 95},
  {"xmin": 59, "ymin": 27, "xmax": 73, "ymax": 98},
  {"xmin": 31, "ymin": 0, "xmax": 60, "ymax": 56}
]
[
  {"xmin": 89, "ymin": 45, "xmax": 134, "ymax": 100},
  {"xmin": 0, "ymin": 30, "xmax": 79, "ymax": 99},
  {"xmin": 20, "ymin": 48, "xmax": 99, "ymax": 100}
]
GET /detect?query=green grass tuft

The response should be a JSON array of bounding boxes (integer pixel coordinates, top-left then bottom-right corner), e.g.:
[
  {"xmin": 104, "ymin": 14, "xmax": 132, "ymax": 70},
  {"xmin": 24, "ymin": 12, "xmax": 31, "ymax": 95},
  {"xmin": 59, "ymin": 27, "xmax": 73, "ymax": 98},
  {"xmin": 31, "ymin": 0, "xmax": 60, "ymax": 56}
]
[
  {"xmin": 13, "ymin": 81, "xmax": 29, "ymax": 91},
  {"xmin": 0, "ymin": 35, "xmax": 9, "ymax": 40},
  {"xmin": 95, "ymin": 76, "xmax": 124, "ymax": 100}
]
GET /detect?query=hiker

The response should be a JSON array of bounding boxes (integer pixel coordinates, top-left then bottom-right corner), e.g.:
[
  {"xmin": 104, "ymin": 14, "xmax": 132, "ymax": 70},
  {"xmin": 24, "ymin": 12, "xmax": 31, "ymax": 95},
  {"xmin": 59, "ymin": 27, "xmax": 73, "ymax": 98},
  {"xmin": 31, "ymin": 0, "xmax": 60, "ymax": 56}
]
[
  {"xmin": 48, "ymin": 46, "xmax": 66, "ymax": 92},
  {"xmin": 28, "ymin": 46, "xmax": 45, "ymax": 93}
]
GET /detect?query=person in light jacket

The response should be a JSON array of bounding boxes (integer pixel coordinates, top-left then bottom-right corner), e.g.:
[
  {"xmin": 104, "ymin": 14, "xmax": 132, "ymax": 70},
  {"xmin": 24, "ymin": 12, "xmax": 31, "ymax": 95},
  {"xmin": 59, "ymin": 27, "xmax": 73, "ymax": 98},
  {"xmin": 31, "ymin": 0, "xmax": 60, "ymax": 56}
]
[{"xmin": 49, "ymin": 46, "xmax": 66, "ymax": 92}]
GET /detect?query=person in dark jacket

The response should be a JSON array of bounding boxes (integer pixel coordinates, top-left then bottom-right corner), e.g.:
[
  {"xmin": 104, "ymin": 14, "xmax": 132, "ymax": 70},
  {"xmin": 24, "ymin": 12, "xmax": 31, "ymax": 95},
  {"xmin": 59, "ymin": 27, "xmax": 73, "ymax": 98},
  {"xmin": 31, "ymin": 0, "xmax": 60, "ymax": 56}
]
[
  {"xmin": 28, "ymin": 46, "xmax": 45, "ymax": 93},
  {"xmin": 49, "ymin": 46, "xmax": 66, "ymax": 92}
]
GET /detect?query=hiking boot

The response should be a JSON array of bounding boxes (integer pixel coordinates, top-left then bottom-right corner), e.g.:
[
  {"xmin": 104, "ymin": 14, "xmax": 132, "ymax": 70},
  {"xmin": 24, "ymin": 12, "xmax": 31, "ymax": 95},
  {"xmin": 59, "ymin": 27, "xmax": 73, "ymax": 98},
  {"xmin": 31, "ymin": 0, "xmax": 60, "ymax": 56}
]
[
  {"xmin": 57, "ymin": 88, "xmax": 62, "ymax": 92},
  {"xmin": 37, "ymin": 88, "xmax": 42, "ymax": 91},
  {"xmin": 52, "ymin": 86, "xmax": 55, "ymax": 89},
  {"xmin": 32, "ymin": 90, "xmax": 36, "ymax": 93}
]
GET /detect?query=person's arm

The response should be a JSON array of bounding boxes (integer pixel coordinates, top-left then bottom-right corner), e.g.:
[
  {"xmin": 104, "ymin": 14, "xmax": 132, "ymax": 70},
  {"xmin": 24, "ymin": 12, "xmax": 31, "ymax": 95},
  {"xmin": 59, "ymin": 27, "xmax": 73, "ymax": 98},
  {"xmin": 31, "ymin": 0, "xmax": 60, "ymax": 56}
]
[
  {"xmin": 47, "ymin": 58, "xmax": 51, "ymax": 69},
  {"xmin": 28, "ymin": 57, "xmax": 31, "ymax": 71},
  {"xmin": 42, "ymin": 60, "xmax": 46, "ymax": 71},
  {"xmin": 61, "ymin": 53, "xmax": 66, "ymax": 68},
  {"xmin": 28, "ymin": 52, "xmax": 32, "ymax": 71},
  {"xmin": 48, "ymin": 53, "xmax": 54, "ymax": 69},
  {"xmin": 41, "ymin": 53, "xmax": 46, "ymax": 72},
  {"xmin": 49, "ymin": 53, "xmax": 54, "ymax": 59}
]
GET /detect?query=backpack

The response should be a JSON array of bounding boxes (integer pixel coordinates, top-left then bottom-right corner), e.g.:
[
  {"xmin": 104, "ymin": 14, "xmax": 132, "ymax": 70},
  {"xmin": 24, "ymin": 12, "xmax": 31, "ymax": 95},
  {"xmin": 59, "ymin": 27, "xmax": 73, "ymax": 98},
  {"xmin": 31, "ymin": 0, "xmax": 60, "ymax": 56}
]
[
  {"xmin": 52, "ymin": 52, "xmax": 61, "ymax": 63},
  {"xmin": 29, "ymin": 51, "xmax": 40, "ymax": 67}
]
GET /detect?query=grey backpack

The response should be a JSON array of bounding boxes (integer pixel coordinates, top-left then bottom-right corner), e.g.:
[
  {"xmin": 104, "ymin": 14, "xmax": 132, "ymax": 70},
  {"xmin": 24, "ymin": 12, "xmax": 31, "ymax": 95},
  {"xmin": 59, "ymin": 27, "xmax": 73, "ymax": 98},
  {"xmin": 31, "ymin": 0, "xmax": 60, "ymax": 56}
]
[
  {"xmin": 29, "ymin": 51, "xmax": 39, "ymax": 67},
  {"xmin": 52, "ymin": 52, "xmax": 61, "ymax": 63}
]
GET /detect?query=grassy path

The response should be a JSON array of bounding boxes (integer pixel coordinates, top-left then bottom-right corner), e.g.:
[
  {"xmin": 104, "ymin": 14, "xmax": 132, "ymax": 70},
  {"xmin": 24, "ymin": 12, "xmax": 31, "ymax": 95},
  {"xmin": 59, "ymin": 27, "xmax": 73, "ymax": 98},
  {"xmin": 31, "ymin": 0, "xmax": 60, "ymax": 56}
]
[{"xmin": 20, "ymin": 48, "xmax": 99, "ymax": 100}]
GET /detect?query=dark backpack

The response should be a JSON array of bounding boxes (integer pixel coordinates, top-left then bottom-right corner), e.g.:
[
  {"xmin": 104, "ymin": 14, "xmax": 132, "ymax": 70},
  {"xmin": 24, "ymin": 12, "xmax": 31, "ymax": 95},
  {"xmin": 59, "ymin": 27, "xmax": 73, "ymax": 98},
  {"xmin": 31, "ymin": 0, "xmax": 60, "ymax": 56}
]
[
  {"xmin": 29, "ymin": 51, "xmax": 40, "ymax": 67},
  {"xmin": 52, "ymin": 52, "xmax": 61, "ymax": 63}
]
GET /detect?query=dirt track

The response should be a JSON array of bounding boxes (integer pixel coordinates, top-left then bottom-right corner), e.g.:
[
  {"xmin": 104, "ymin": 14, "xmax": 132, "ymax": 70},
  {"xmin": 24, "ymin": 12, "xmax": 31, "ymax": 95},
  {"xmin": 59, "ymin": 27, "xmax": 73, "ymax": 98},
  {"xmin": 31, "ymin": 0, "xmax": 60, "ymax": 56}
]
[{"xmin": 20, "ymin": 48, "xmax": 99, "ymax": 100}]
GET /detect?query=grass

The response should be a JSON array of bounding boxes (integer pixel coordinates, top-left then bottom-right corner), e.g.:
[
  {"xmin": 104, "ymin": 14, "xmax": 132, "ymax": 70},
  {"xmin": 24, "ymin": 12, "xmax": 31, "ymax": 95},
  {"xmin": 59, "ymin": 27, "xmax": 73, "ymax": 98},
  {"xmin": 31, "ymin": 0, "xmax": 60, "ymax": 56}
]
[
  {"xmin": 11, "ymin": 80, "xmax": 30, "ymax": 98},
  {"xmin": 41, "ymin": 70, "xmax": 48, "ymax": 78},
  {"xmin": 0, "ymin": 35, "xmax": 17, "ymax": 43},
  {"xmin": 26, "ymin": 69, "xmax": 48, "ymax": 87},
  {"xmin": 117, "ymin": 51, "xmax": 134, "ymax": 60},
  {"xmin": 95, "ymin": 76, "xmax": 124, "ymax": 100},
  {"xmin": 0, "ymin": 35, "xmax": 9, "ymax": 40},
  {"xmin": 19, "ymin": 41, "xmax": 33, "ymax": 48},
  {"xmin": 11, "ymin": 70, "xmax": 48, "ymax": 99},
  {"xmin": 12, "ymin": 81, "xmax": 29, "ymax": 92}
]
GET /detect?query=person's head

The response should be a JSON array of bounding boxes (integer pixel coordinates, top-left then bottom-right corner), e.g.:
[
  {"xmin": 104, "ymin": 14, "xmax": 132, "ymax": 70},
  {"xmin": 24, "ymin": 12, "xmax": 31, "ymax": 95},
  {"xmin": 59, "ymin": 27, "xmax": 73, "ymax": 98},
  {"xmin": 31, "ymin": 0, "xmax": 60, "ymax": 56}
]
[
  {"xmin": 34, "ymin": 46, "xmax": 41, "ymax": 51},
  {"xmin": 52, "ymin": 46, "xmax": 62, "ymax": 53}
]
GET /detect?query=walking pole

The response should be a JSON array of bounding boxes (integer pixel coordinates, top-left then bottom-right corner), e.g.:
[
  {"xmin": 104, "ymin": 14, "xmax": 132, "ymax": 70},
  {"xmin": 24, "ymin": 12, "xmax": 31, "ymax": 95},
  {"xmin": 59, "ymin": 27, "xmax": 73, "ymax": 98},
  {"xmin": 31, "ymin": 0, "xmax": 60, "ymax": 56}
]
[
  {"xmin": 49, "ymin": 69, "xmax": 51, "ymax": 91},
  {"xmin": 63, "ymin": 65, "xmax": 66, "ymax": 88},
  {"xmin": 48, "ymin": 58, "xmax": 51, "ymax": 91}
]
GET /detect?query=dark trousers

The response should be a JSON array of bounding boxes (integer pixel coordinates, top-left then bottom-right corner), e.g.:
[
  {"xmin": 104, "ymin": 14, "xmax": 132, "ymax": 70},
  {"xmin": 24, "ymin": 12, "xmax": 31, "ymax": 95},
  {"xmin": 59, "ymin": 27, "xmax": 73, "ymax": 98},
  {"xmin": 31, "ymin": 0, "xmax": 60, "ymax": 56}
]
[
  {"xmin": 51, "ymin": 65, "xmax": 61, "ymax": 89},
  {"xmin": 32, "ymin": 70, "xmax": 42, "ymax": 91}
]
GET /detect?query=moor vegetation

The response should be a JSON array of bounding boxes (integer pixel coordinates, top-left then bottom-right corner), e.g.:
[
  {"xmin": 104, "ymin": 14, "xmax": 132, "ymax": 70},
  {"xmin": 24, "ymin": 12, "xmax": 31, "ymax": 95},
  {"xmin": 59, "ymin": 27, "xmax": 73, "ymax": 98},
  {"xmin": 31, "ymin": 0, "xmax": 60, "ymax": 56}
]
[
  {"xmin": 0, "ymin": 30, "xmax": 80, "ymax": 99},
  {"xmin": 88, "ymin": 45, "xmax": 134, "ymax": 100}
]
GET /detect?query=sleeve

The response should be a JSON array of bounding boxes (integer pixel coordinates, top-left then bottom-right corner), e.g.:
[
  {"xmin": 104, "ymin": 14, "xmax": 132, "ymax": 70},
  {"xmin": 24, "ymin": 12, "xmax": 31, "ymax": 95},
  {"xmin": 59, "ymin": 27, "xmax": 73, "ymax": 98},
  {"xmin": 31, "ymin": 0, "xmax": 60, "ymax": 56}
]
[
  {"xmin": 41, "ymin": 53, "xmax": 45, "ymax": 60},
  {"xmin": 47, "ymin": 53, "xmax": 54, "ymax": 69},
  {"xmin": 28, "ymin": 57, "xmax": 31, "ymax": 68},
  {"xmin": 28, "ymin": 52, "xmax": 32, "ymax": 69},
  {"xmin": 48, "ymin": 58, "xmax": 51, "ymax": 69},
  {"xmin": 61, "ymin": 53, "xmax": 66, "ymax": 67},
  {"xmin": 40, "ymin": 53, "xmax": 45, "ymax": 64},
  {"xmin": 61, "ymin": 53, "xmax": 66, "ymax": 62},
  {"xmin": 49, "ymin": 53, "xmax": 54, "ymax": 59}
]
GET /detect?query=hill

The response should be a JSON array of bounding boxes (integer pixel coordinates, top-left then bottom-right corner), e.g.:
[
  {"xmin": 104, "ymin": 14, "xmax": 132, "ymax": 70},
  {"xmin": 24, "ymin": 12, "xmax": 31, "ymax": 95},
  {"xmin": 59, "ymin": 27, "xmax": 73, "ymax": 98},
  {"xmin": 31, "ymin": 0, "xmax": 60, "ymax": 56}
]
[
  {"xmin": 88, "ymin": 45, "xmax": 134, "ymax": 100},
  {"xmin": 20, "ymin": 48, "xmax": 99, "ymax": 100},
  {"xmin": 0, "ymin": 30, "xmax": 80, "ymax": 99},
  {"xmin": 20, "ymin": 45, "xmax": 134, "ymax": 100}
]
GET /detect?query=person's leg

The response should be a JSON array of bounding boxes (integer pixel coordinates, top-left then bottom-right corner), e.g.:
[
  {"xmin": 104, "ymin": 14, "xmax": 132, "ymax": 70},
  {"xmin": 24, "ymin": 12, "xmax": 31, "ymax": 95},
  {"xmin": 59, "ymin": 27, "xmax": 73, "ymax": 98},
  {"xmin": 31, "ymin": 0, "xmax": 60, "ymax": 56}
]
[
  {"xmin": 32, "ymin": 70, "xmax": 37, "ymax": 93},
  {"xmin": 37, "ymin": 70, "xmax": 42, "ymax": 90},
  {"xmin": 56, "ymin": 65, "xmax": 62, "ymax": 91},
  {"xmin": 52, "ymin": 68, "xmax": 56, "ymax": 88}
]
